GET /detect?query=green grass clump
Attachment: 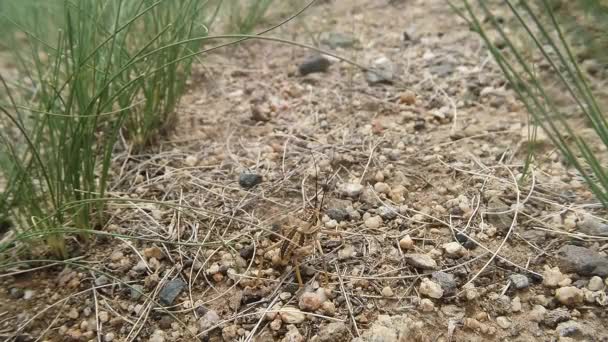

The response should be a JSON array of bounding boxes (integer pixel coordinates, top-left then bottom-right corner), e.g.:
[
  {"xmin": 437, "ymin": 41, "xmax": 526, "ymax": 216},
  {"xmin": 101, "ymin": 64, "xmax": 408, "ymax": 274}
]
[
  {"xmin": 0, "ymin": 0, "xmax": 212, "ymax": 258},
  {"xmin": 223, "ymin": 0, "xmax": 275, "ymax": 34},
  {"xmin": 453, "ymin": 0, "xmax": 608, "ymax": 206}
]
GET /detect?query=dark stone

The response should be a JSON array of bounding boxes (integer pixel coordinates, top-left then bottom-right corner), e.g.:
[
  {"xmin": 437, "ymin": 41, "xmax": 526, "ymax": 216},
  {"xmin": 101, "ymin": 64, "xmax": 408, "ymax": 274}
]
[
  {"xmin": 10, "ymin": 288, "xmax": 24, "ymax": 299},
  {"xmin": 326, "ymin": 208, "xmax": 349, "ymax": 222},
  {"xmin": 543, "ymin": 308, "xmax": 571, "ymax": 328},
  {"xmin": 455, "ymin": 232, "xmax": 476, "ymax": 250},
  {"xmin": 432, "ymin": 271, "xmax": 457, "ymax": 295},
  {"xmin": 413, "ymin": 119, "xmax": 426, "ymax": 131},
  {"xmin": 299, "ymin": 55, "xmax": 331, "ymax": 76},
  {"xmin": 556, "ymin": 245, "xmax": 608, "ymax": 277},
  {"xmin": 159, "ymin": 278, "xmax": 186, "ymax": 305},
  {"xmin": 241, "ymin": 286, "xmax": 264, "ymax": 304},
  {"xmin": 239, "ymin": 172, "xmax": 263, "ymax": 189},
  {"xmin": 240, "ymin": 245, "xmax": 255, "ymax": 260}
]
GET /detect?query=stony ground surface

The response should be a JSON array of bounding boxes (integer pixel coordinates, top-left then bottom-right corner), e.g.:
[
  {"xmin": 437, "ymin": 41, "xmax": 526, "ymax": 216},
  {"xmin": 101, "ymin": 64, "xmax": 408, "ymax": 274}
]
[{"xmin": 2, "ymin": 0, "xmax": 608, "ymax": 341}]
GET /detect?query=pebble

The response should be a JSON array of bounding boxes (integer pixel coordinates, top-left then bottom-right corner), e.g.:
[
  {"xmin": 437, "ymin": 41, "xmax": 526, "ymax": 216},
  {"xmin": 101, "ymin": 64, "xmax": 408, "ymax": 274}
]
[
  {"xmin": 577, "ymin": 213, "xmax": 608, "ymax": 237},
  {"xmin": 199, "ymin": 310, "xmax": 220, "ymax": 331},
  {"xmin": 68, "ymin": 308, "xmax": 79, "ymax": 319},
  {"xmin": 527, "ymin": 305, "xmax": 546, "ymax": 322},
  {"xmin": 442, "ymin": 242, "xmax": 464, "ymax": 257},
  {"xmin": 374, "ymin": 182, "xmax": 391, "ymax": 194},
  {"xmin": 130, "ymin": 285, "xmax": 144, "ymax": 301},
  {"xmin": 99, "ymin": 311, "xmax": 109, "ymax": 323},
  {"xmin": 419, "ymin": 298, "xmax": 434, "ymax": 312},
  {"xmin": 326, "ymin": 208, "xmax": 349, "ymax": 222},
  {"xmin": 22, "ymin": 289, "xmax": 35, "ymax": 300},
  {"xmin": 110, "ymin": 251, "xmax": 124, "ymax": 262},
  {"xmin": 144, "ymin": 246, "xmax": 163, "ymax": 260},
  {"xmin": 543, "ymin": 266, "xmax": 570, "ymax": 288},
  {"xmin": 496, "ymin": 316, "xmax": 511, "ymax": 329},
  {"xmin": 299, "ymin": 291, "xmax": 324, "ymax": 311},
  {"xmin": 509, "ymin": 274, "xmax": 530, "ymax": 290},
  {"xmin": 320, "ymin": 301, "xmax": 336, "ymax": 316},
  {"xmin": 104, "ymin": 332, "xmax": 115, "ymax": 342},
  {"xmin": 284, "ymin": 324, "xmax": 304, "ymax": 342},
  {"xmin": 364, "ymin": 215, "xmax": 383, "ymax": 229},
  {"xmin": 419, "ymin": 278, "xmax": 443, "ymax": 299},
  {"xmin": 366, "ymin": 56, "xmax": 395, "ymax": 84},
  {"xmin": 378, "ymin": 205, "xmax": 398, "ymax": 220},
  {"xmin": 556, "ymin": 286, "xmax": 584, "ymax": 306},
  {"xmin": 315, "ymin": 322, "xmax": 348, "ymax": 341},
  {"xmin": 431, "ymin": 271, "xmax": 457, "ymax": 295},
  {"xmin": 403, "ymin": 253, "xmax": 437, "ymax": 270},
  {"xmin": 280, "ymin": 292, "xmax": 292, "ymax": 301},
  {"xmin": 184, "ymin": 155, "xmax": 198, "ymax": 167},
  {"xmin": 543, "ymin": 308, "xmax": 571, "ymax": 328},
  {"xmin": 9, "ymin": 288, "xmax": 23, "ymax": 299},
  {"xmin": 159, "ymin": 278, "xmax": 186, "ymax": 305},
  {"xmin": 240, "ymin": 245, "xmax": 255, "ymax": 260},
  {"xmin": 94, "ymin": 275, "xmax": 110, "ymax": 287},
  {"xmin": 588, "ymin": 276, "xmax": 604, "ymax": 291},
  {"xmin": 149, "ymin": 330, "xmax": 166, "ymax": 342},
  {"xmin": 399, "ymin": 235, "xmax": 414, "ymax": 250},
  {"xmin": 511, "ymin": 296, "xmax": 522, "ymax": 312},
  {"xmin": 556, "ymin": 245, "xmax": 608, "ymax": 277},
  {"xmin": 280, "ymin": 307, "xmax": 306, "ymax": 324},
  {"xmin": 381, "ymin": 286, "xmax": 394, "ymax": 297},
  {"xmin": 239, "ymin": 172, "xmax": 263, "ymax": 189},
  {"xmin": 299, "ymin": 55, "xmax": 331, "ymax": 76},
  {"xmin": 342, "ymin": 183, "xmax": 363, "ymax": 197},
  {"xmin": 158, "ymin": 315, "xmax": 172, "ymax": 329},
  {"xmin": 557, "ymin": 320, "xmax": 581, "ymax": 337},
  {"xmin": 321, "ymin": 32, "xmax": 359, "ymax": 49},
  {"xmin": 222, "ymin": 325, "xmax": 238, "ymax": 341},
  {"xmin": 338, "ymin": 245, "xmax": 355, "ymax": 260}
]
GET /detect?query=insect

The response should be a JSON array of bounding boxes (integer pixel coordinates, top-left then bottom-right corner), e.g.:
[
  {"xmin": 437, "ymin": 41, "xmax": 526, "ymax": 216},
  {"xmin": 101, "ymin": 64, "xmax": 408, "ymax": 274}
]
[{"xmin": 278, "ymin": 154, "xmax": 330, "ymax": 288}]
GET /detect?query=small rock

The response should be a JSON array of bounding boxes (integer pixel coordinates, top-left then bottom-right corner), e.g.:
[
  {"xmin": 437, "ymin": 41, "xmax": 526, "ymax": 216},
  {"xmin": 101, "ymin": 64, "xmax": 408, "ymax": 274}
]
[
  {"xmin": 94, "ymin": 275, "xmax": 110, "ymax": 287},
  {"xmin": 143, "ymin": 246, "xmax": 163, "ymax": 260},
  {"xmin": 240, "ymin": 245, "xmax": 255, "ymax": 260},
  {"xmin": 315, "ymin": 322, "xmax": 349, "ymax": 342},
  {"xmin": 509, "ymin": 274, "xmax": 530, "ymax": 290},
  {"xmin": 110, "ymin": 251, "xmax": 124, "ymax": 262},
  {"xmin": 588, "ymin": 276, "xmax": 604, "ymax": 291},
  {"xmin": 556, "ymin": 286, "xmax": 583, "ymax": 306},
  {"xmin": 280, "ymin": 307, "xmax": 306, "ymax": 324},
  {"xmin": 9, "ymin": 288, "xmax": 24, "ymax": 299},
  {"xmin": 364, "ymin": 215, "xmax": 383, "ymax": 229},
  {"xmin": 130, "ymin": 285, "xmax": 144, "ymax": 301},
  {"xmin": 442, "ymin": 242, "xmax": 464, "ymax": 258},
  {"xmin": 381, "ymin": 286, "xmax": 394, "ymax": 297},
  {"xmin": 511, "ymin": 296, "xmax": 522, "ymax": 312},
  {"xmin": 222, "ymin": 325, "xmax": 238, "ymax": 341},
  {"xmin": 239, "ymin": 172, "xmax": 263, "ymax": 189},
  {"xmin": 496, "ymin": 316, "xmax": 511, "ymax": 329},
  {"xmin": 67, "ymin": 308, "xmax": 79, "ymax": 319},
  {"xmin": 528, "ymin": 305, "xmax": 547, "ymax": 322},
  {"xmin": 149, "ymin": 330, "xmax": 166, "ymax": 342},
  {"xmin": 132, "ymin": 260, "xmax": 147, "ymax": 273},
  {"xmin": 455, "ymin": 232, "xmax": 476, "ymax": 249},
  {"xmin": 199, "ymin": 310, "xmax": 220, "ymax": 331},
  {"xmin": 320, "ymin": 301, "xmax": 336, "ymax": 316},
  {"xmin": 184, "ymin": 155, "xmax": 198, "ymax": 167},
  {"xmin": 399, "ymin": 235, "xmax": 414, "ymax": 250},
  {"xmin": 419, "ymin": 278, "xmax": 443, "ymax": 299},
  {"xmin": 342, "ymin": 183, "xmax": 363, "ymax": 197},
  {"xmin": 577, "ymin": 214, "xmax": 608, "ymax": 237},
  {"xmin": 543, "ymin": 308, "xmax": 571, "ymax": 328},
  {"xmin": 419, "ymin": 298, "xmax": 434, "ymax": 312},
  {"xmin": 378, "ymin": 205, "xmax": 398, "ymax": 220},
  {"xmin": 557, "ymin": 320, "xmax": 581, "ymax": 337},
  {"xmin": 374, "ymin": 182, "xmax": 391, "ymax": 194},
  {"xmin": 299, "ymin": 55, "xmax": 331, "ymax": 76},
  {"xmin": 338, "ymin": 245, "xmax": 355, "ymax": 260},
  {"xmin": 104, "ymin": 332, "xmax": 115, "ymax": 342},
  {"xmin": 366, "ymin": 56, "xmax": 395, "ymax": 84},
  {"xmin": 299, "ymin": 292, "xmax": 323, "ymax": 312},
  {"xmin": 556, "ymin": 245, "xmax": 608, "ymax": 277},
  {"xmin": 280, "ymin": 292, "xmax": 292, "ymax": 301},
  {"xmin": 99, "ymin": 311, "xmax": 109, "ymax": 323},
  {"xmin": 23, "ymin": 290, "xmax": 35, "ymax": 300},
  {"xmin": 159, "ymin": 278, "xmax": 186, "ymax": 305},
  {"xmin": 404, "ymin": 254, "xmax": 437, "ymax": 270},
  {"xmin": 326, "ymin": 208, "xmax": 349, "ymax": 222},
  {"xmin": 399, "ymin": 91, "xmax": 416, "ymax": 105},
  {"xmin": 283, "ymin": 324, "xmax": 304, "ymax": 342},
  {"xmin": 543, "ymin": 266, "xmax": 569, "ymax": 288},
  {"xmin": 431, "ymin": 271, "xmax": 457, "ymax": 295}
]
